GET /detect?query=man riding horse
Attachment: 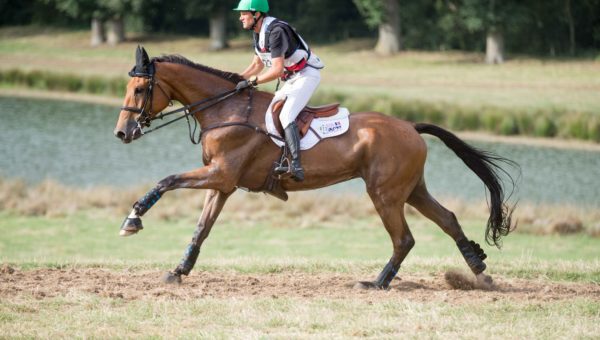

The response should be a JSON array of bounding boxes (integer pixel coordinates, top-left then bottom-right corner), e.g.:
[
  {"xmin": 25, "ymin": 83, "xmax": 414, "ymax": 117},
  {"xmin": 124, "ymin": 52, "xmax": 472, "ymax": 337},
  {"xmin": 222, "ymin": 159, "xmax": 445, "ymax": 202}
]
[
  {"xmin": 234, "ymin": 0, "xmax": 324, "ymax": 182},
  {"xmin": 114, "ymin": 4, "xmax": 517, "ymax": 288}
]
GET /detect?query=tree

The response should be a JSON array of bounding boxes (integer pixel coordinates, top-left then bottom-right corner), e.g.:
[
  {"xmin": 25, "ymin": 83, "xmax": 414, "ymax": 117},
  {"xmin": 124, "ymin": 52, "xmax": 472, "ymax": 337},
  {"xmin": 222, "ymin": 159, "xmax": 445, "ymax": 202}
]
[
  {"xmin": 436, "ymin": 0, "xmax": 523, "ymax": 64},
  {"xmin": 353, "ymin": 0, "xmax": 402, "ymax": 55},
  {"xmin": 185, "ymin": 0, "xmax": 238, "ymax": 50},
  {"xmin": 44, "ymin": 0, "xmax": 129, "ymax": 46}
]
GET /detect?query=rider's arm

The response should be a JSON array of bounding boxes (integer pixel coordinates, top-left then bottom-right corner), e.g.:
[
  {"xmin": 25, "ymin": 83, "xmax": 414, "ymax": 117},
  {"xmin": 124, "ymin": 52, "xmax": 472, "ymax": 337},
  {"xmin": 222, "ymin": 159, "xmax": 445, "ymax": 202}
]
[
  {"xmin": 254, "ymin": 57, "xmax": 284, "ymax": 84},
  {"xmin": 240, "ymin": 55, "xmax": 264, "ymax": 79}
]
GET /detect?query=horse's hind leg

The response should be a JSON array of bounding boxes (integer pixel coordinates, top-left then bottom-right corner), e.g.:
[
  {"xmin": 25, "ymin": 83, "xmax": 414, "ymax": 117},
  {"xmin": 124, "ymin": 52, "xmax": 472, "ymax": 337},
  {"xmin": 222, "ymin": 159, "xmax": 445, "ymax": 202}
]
[
  {"xmin": 163, "ymin": 189, "xmax": 233, "ymax": 284},
  {"xmin": 358, "ymin": 194, "xmax": 414, "ymax": 290},
  {"xmin": 407, "ymin": 178, "xmax": 489, "ymax": 279}
]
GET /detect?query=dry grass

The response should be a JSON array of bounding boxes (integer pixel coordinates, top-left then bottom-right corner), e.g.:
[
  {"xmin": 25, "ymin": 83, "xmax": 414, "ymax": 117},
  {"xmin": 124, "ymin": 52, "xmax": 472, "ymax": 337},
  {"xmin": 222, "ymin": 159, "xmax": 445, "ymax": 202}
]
[{"xmin": 1, "ymin": 177, "xmax": 599, "ymax": 238}]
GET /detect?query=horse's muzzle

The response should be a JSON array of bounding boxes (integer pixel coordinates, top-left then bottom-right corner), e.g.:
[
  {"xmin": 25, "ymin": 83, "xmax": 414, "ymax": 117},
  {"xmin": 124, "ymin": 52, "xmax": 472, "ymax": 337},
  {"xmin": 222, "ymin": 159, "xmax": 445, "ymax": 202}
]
[{"xmin": 114, "ymin": 121, "xmax": 143, "ymax": 144}]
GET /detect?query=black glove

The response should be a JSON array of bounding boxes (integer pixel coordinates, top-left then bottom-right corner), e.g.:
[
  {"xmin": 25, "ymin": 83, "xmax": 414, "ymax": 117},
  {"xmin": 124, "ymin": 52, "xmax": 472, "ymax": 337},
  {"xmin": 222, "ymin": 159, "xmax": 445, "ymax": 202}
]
[
  {"xmin": 235, "ymin": 76, "xmax": 257, "ymax": 91},
  {"xmin": 235, "ymin": 80, "xmax": 250, "ymax": 91}
]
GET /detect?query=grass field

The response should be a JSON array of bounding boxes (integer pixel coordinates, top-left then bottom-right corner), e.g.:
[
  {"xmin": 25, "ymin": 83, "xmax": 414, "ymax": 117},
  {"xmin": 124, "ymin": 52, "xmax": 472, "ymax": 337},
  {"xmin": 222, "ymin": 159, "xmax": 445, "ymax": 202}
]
[
  {"xmin": 1, "ymin": 196, "xmax": 599, "ymax": 338},
  {"xmin": 1, "ymin": 27, "xmax": 599, "ymax": 115},
  {"xmin": 1, "ymin": 27, "xmax": 600, "ymax": 338}
]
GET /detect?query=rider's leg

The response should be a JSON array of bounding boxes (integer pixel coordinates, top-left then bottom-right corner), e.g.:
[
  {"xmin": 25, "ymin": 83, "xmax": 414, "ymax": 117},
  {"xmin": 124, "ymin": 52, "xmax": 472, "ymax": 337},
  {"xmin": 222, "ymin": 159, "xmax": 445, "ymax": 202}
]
[{"xmin": 275, "ymin": 68, "xmax": 320, "ymax": 181}]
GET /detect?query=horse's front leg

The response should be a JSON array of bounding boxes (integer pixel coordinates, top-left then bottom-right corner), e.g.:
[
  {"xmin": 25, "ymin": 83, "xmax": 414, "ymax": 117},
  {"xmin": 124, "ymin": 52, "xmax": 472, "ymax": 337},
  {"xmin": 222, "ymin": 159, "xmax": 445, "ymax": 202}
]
[
  {"xmin": 120, "ymin": 164, "xmax": 230, "ymax": 236},
  {"xmin": 163, "ymin": 189, "xmax": 233, "ymax": 284}
]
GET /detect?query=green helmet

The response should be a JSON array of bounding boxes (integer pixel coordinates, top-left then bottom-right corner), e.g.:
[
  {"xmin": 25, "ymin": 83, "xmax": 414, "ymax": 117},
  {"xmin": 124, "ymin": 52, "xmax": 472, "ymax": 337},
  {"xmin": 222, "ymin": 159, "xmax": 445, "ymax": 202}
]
[{"xmin": 233, "ymin": 0, "xmax": 269, "ymax": 12}]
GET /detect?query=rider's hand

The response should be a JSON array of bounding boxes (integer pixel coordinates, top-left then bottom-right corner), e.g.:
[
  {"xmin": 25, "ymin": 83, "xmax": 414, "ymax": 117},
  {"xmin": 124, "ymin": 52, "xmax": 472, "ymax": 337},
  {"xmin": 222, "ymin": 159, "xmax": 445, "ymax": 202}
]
[{"xmin": 235, "ymin": 75, "xmax": 258, "ymax": 91}]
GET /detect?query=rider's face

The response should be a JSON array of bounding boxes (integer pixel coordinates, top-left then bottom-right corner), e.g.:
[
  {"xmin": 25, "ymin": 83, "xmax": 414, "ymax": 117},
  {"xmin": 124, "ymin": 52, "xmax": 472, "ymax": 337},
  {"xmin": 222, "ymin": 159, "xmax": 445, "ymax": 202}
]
[{"xmin": 239, "ymin": 11, "xmax": 256, "ymax": 30}]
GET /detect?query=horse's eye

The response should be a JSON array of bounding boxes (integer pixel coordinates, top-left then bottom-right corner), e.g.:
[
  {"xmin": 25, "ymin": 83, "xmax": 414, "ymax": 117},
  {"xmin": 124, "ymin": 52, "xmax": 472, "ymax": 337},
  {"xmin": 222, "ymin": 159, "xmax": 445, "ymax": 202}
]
[{"xmin": 134, "ymin": 87, "xmax": 144, "ymax": 95}]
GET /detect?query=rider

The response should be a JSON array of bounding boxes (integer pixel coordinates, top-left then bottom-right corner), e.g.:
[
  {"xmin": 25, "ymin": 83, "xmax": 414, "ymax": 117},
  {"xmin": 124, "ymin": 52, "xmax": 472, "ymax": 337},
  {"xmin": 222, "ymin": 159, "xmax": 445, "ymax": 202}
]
[{"xmin": 234, "ymin": 0, "xmax": 324, "ymax": 182}]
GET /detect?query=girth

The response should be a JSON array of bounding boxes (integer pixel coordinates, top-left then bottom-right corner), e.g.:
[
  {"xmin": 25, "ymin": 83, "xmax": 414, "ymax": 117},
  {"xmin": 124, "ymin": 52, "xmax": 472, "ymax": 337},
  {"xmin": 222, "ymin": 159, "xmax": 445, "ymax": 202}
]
[{"xmin": 271, "ymin": 100, "xmax": 340, "ymax": 137}]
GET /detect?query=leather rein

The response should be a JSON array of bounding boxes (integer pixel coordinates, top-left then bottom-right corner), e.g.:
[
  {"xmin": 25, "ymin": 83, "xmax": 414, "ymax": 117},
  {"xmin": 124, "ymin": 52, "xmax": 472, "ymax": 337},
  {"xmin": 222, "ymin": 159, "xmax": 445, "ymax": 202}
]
[{"xmin": 120, "ymin": 64, "xmax": 283, "ymax": 144}]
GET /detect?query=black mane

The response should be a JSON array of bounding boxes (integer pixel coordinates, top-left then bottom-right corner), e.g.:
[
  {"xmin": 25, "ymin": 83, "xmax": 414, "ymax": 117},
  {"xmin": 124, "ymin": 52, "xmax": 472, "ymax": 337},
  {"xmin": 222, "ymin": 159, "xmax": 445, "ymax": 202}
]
[{"xmin": 151, "ymin": 54, "xmax": 244, "ymax": 84}]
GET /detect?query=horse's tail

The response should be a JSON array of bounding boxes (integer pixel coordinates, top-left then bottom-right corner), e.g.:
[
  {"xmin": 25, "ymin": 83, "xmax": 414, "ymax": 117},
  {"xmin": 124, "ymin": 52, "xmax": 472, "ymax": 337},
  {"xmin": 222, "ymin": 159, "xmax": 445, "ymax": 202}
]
[{"xmin": 414, "ymin": 123, "xmax": 519, "ymax": 248}]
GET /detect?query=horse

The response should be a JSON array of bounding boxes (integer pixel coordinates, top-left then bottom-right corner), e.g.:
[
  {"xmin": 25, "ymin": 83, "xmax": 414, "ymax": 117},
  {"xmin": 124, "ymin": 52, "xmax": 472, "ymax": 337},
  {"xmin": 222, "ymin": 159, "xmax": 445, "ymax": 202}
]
[{"xmin": 114, "ymin": 46, "xmax": 517, "ymax": 288}]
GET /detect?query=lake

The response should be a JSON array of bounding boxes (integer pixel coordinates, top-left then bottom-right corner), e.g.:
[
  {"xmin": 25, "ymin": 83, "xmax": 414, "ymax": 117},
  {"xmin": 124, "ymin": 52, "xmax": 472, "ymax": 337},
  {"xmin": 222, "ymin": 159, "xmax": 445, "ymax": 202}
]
[{"xmin": 1, "ymin": 96, "xmax": 599, "ymax": 207}]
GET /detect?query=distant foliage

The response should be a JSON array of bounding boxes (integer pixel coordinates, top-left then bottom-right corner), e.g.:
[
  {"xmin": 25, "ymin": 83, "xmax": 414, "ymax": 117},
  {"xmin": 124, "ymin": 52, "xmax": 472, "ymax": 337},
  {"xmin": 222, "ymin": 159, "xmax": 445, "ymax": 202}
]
[
  {"xmin": 2, "ymin": 0, "xmax": 599, "ymax": 54},
  {"xmin": 352, "ymin": 0, "xmax": 384, "ymax": 29}
]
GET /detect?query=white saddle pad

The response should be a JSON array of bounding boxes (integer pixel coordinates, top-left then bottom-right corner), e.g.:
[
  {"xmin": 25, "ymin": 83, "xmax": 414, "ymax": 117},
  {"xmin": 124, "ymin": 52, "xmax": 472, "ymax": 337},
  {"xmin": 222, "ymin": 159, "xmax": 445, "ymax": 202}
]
[{"xmin": 265, "ymin": 102, "xmax": 350, "ymax": 150}]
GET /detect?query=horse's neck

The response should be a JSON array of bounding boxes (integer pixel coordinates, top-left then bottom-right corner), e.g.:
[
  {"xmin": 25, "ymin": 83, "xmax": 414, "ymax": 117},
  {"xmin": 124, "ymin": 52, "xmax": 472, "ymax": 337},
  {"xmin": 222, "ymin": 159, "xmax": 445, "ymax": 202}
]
[{"xmin": 159, "ymin": 63, "xmax": 273, "ymax": 128}]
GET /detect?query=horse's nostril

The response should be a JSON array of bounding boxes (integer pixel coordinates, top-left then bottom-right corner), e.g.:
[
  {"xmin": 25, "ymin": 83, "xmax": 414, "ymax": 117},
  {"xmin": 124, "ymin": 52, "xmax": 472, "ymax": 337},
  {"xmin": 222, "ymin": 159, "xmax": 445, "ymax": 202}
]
[{"xmin": 115, "ymin": 131, "xmax": 126, "ymax": 140}]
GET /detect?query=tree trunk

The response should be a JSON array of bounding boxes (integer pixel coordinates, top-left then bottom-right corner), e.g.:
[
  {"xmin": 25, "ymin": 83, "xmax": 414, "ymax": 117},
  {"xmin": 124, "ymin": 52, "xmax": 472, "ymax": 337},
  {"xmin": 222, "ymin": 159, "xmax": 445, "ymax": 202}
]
[
  {"xmin": 485, "ymin": 31, "xmax": 504, "ymax": 64},
  {"xmin": 209, "ymin": 7, "xmax": 229, "ymax": 50},
  {"xmin": 90, "ymin": 18, "xmax": 105, "ymax": 47},
  {"xmin": 375, "ymin": 0, "xmax": 401, "ymax": 55},
  {"xmin": 106, "ymin": 17, "xmax": 125, "ymax": 46},
  {"xmin": 565, "ymin": 0, "xmax": 575, "ymax": 55}
]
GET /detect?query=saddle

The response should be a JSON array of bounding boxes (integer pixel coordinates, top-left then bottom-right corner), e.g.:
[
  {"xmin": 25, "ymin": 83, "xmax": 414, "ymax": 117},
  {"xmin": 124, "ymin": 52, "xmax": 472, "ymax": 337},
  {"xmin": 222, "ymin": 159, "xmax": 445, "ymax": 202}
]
[{"xmin": 271, "ymin": 100, "xmax": 340, "ymax": 138}]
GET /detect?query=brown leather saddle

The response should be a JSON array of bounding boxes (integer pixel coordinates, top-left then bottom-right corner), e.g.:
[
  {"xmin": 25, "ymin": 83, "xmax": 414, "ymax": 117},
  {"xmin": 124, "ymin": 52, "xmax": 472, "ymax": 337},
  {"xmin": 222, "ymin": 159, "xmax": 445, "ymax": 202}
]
[{"xmin": 271, "ymin": 99, "xmax": 340, "ymax": 137}]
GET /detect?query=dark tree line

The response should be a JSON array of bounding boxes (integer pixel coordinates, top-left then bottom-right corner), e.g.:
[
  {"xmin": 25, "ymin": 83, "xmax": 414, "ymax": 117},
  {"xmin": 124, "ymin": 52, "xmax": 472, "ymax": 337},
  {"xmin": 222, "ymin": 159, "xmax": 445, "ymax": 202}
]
[{"xmin": 1, "ymin": 0, "xmax": 599, "ymax": 59}]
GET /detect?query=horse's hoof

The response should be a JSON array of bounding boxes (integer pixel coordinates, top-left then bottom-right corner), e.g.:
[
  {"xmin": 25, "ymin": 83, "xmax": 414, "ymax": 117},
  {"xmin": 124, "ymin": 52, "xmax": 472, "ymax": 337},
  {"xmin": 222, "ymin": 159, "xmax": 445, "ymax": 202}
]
[
  {"xmin": 353, "ymin": 281, "xmax": 385, "ymax": 290},
  {"xmin": 119, "ymin": 217, "xmax": 143, "ymax": 237},
  {"xmin": 162, "ymin": 271, "xmax": 182, "ymax": 285}
]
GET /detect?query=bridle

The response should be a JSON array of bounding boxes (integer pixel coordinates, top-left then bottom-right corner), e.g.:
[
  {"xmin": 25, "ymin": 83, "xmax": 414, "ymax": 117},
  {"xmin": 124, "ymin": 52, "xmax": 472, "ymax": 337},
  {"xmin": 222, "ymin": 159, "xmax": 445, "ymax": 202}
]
[{"xmin": 120, "ymin": 61, "xmax": 283, "ymax": 144}]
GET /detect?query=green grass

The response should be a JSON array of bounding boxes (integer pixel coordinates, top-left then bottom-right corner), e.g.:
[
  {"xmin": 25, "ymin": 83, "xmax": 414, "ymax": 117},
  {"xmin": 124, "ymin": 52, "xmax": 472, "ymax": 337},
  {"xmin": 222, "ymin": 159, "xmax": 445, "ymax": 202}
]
[
  {"xmin": 1, "ymin": 27, "xmax": 599, "ymax": 114},
  {"xmin": 1, "ymin": 210, "xmax": 599, "ymax": 338},
  {"xmin": 2, "ymin": 27, "xmax": 600, "ymax": 141},
  {"xmin": 1, "ymin": 212, "xmax": 598, "ymax": 282},
  {"xmin": 1, "ymin": 296, "xmax": 598, "ymax": 338}
]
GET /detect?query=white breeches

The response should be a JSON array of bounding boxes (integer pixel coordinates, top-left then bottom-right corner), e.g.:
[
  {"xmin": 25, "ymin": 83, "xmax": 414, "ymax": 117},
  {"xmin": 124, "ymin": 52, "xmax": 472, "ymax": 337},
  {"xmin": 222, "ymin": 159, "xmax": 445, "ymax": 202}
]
[{"xmin": 273, "ymin": 66, "xmax": 321, "ymax": 128}]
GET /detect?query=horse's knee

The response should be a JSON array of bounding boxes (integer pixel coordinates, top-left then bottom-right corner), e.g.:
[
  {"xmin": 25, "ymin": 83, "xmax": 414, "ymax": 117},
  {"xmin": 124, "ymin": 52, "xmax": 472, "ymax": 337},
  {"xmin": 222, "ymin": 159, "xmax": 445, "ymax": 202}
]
[{"xmin": 157, "ymin": 175, "xmax": 178, "ymax": 191}]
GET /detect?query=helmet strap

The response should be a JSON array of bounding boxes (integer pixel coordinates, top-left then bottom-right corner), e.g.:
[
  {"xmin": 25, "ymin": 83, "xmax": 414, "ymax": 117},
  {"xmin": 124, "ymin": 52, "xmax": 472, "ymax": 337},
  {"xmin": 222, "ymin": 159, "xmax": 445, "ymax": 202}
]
[{"xmin": 249, "ymin": 12, "xmax": 262, "ymax": 31}]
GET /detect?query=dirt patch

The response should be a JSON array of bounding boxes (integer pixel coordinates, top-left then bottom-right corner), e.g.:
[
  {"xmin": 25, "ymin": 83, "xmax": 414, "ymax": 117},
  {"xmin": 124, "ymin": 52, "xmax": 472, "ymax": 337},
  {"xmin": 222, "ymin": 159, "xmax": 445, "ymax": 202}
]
[{"xmin": 1, "ymin": 267, "xmax": 598, "ymax": 303}]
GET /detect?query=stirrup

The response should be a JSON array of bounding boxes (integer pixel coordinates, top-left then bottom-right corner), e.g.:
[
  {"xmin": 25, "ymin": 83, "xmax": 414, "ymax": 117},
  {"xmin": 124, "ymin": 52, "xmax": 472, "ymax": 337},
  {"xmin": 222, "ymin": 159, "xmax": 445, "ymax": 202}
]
[{"xmin": 274, "ymin": 160, "xmax": 290, "ymax": 175}]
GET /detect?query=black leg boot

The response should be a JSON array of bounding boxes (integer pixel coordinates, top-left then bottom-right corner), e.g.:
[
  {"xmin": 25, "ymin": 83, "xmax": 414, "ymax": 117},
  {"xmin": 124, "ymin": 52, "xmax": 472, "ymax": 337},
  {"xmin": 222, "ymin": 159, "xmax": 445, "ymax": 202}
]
[{"xmin": 283, "ymin": 122, "xmax": 304, "ymax": 182}]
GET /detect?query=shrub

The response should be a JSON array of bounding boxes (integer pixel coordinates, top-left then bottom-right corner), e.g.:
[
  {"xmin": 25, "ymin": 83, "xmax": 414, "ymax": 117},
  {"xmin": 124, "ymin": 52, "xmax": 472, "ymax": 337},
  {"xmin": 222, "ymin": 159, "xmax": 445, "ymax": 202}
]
[
  {"xmin": 499, "ymin": 115, "xmax": 519, "ymax": 135},
  {"xmin": 516, "ymin": 113, "xmax": 535, "ymax": 135},
  {"xmin": 561, "ymin": 114, "xmax": 588, "ymax": 140},
  {"xmin": 586, "ymin": 116, "xmax": 600, "ymax": 142},
  {"xmin": 480, "ymin": 108, "xmax": 503, "ymax": 133},
  {"xmin": 84, "ymin": 76, "xmax": 108, "ymax": 94},
  {"xmin": 533, "ymin": 115, "xmax": 558, "ymax": 137}
]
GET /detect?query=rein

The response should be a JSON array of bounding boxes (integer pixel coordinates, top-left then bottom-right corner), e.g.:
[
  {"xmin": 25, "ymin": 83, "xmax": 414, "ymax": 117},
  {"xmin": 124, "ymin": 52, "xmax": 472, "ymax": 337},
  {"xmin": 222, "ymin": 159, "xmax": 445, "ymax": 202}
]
[{"xmin": 121, "ymin": 65, "xmax": 283, "ymax": 144}]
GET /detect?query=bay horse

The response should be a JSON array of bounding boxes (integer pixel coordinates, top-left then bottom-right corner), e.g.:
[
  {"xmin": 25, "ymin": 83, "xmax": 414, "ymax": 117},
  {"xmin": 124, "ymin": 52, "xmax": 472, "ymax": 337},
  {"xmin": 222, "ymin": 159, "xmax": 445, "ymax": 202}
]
[{"xmin": 114, "ymin": 46, "xmax": 517, "ymax": 288}]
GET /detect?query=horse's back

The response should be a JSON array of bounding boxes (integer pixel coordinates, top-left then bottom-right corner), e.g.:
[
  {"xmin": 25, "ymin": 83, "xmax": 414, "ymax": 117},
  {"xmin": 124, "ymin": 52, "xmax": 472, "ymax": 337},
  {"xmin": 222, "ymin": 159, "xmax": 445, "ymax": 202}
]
[{"xmin": 302, "ymin": 111, "xmax": 426, "ymax": 186}]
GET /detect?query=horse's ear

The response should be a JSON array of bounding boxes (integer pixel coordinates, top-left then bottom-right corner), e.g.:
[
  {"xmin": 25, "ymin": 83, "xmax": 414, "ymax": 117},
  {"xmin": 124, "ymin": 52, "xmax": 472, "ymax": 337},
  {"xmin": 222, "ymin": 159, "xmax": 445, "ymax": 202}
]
[
  {"xmin": 141, "ymin": 46, "xmax": 150, "ymax": 66},
  {"xmin": 135, "ymin": 45, "xmax": 143, "ymax": 68},
  {"xmin": 130, "ymin": 45, "xmax": 153, "ymax": 77}
]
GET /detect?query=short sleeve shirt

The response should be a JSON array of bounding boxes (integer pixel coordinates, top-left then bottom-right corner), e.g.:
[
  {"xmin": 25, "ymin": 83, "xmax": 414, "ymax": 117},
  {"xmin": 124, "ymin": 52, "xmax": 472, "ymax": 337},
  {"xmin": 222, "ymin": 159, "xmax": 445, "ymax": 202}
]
[{"xmin": 254, "ymin": 25, "xmax": 300, "ymax": 58}]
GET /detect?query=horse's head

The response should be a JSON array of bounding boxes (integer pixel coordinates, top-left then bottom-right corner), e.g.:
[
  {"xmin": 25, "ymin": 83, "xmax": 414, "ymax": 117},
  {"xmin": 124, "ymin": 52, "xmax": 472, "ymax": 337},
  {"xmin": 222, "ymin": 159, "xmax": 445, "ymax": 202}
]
[{"xmin": 114, "ymin": 46, "xmax": 172, "ymax": 143}]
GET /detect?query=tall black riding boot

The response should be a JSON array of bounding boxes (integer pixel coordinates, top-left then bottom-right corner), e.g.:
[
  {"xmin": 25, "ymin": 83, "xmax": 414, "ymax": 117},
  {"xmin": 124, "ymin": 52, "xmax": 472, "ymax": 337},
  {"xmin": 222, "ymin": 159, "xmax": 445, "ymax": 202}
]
[{"xmin": 281, "ymin": 122, "xmax": 304, "ymax": 182}]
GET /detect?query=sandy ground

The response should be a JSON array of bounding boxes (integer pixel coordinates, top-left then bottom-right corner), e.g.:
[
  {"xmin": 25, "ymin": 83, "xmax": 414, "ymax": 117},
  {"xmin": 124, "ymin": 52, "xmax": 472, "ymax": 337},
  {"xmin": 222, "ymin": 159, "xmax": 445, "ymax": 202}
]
[{"xmin": 1, "ymin": 266, "xmax": 598, "ymax": 303}]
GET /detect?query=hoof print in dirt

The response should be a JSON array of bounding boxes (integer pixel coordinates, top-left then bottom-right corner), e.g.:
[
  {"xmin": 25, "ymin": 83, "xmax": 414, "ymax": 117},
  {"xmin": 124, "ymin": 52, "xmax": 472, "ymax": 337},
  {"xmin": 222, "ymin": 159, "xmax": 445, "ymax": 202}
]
[{"xmin": 162, "ymin": 272, "xmax": 182, "ymax": 285}]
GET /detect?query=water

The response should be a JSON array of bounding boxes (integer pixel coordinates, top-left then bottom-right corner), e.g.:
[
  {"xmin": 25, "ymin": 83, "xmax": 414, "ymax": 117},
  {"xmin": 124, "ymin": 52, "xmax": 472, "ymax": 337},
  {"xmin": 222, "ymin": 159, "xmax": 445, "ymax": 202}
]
[{"xmin": 1, "ymin": 96, "xmax": 599, "ymax": 207}]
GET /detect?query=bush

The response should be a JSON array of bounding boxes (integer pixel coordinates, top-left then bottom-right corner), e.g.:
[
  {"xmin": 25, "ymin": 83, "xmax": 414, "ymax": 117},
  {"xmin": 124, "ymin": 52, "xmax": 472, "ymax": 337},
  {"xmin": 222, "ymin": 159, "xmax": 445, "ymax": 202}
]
[
  {"xmin": 533, "ymin": 115, "xmax": 558, "ymax": 137},
  {"xmin": 479, "ymin": 108, "xmax": 503, "ymax": 133},
  {"xmin": 499, "ymin": 115, "xmax": 519, "ymax": 135},
  {"xmin": 84, "ymin": 76, "xmax": 108, "ymax": 94},
  {"xmin": 586, "ymin": 116, "xmax": 600, "ymax": 142},
  {"xmin": 1, "ymin": 70, "xmax": 598, "ymax": 144},
  {"xmin": 561, "ymin": 114, "xmax": 589, "ymax": 140},
  {"xmin": 516, "ymin": 113, "xmax": 535, "ymax": 135}
]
